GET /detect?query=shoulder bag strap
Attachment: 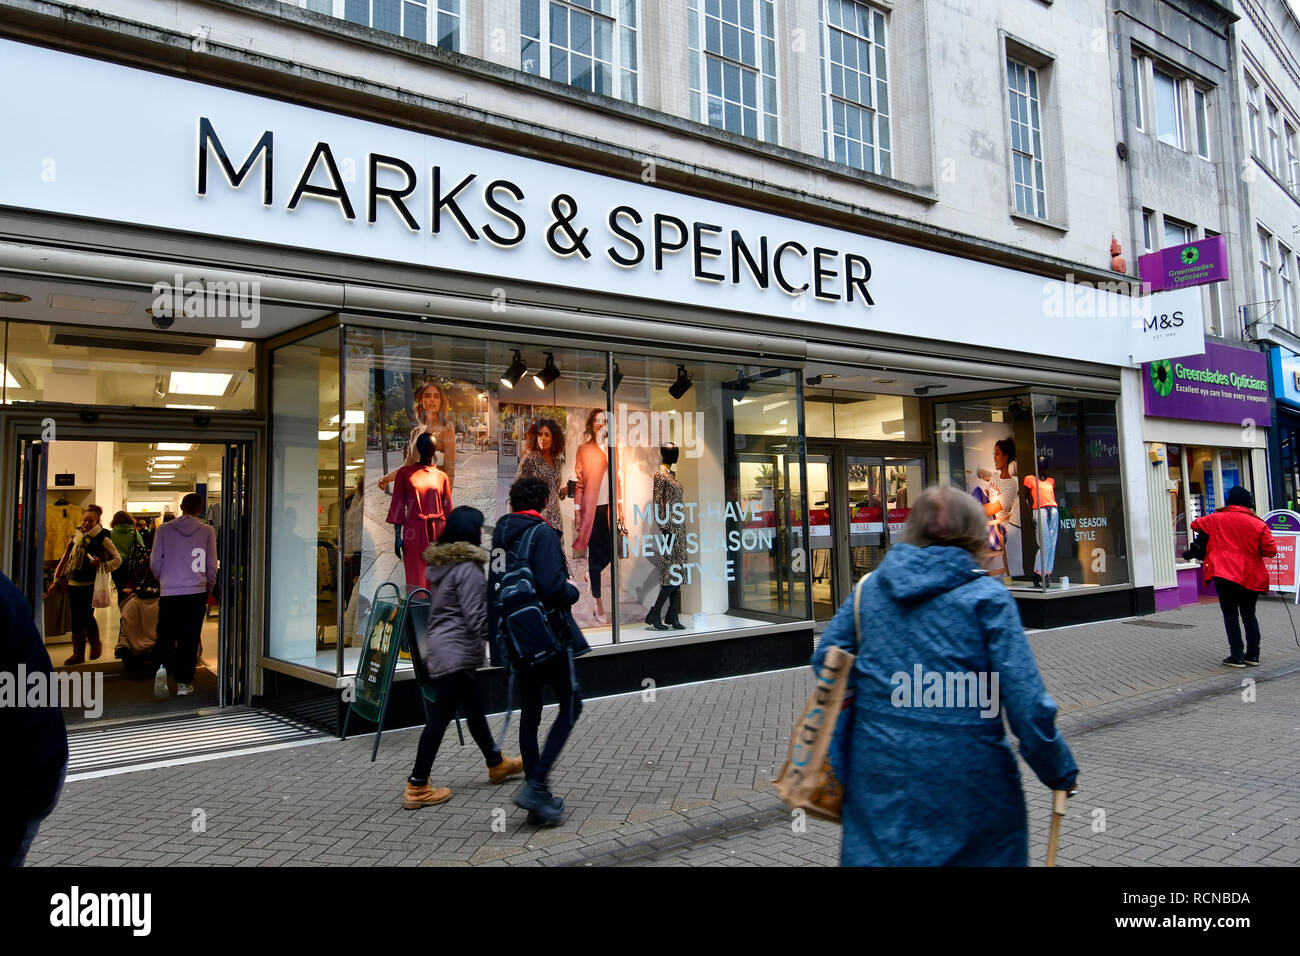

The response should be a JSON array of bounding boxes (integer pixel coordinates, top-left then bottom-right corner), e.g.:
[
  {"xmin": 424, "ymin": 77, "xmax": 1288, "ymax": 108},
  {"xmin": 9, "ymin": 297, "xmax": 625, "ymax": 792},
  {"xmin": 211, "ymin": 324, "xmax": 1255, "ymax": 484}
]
[{"xmin": 852, "ymin": 573, "xmax": 871, "ymax": 652}]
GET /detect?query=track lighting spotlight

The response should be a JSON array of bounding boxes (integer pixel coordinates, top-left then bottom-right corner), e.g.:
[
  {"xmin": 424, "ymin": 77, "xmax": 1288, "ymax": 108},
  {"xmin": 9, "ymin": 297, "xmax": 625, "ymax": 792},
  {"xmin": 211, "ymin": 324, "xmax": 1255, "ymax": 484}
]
[
  {"xmin": 500, "ymin": 350, "xmax": 527, "ymax": 389},
  {"xmin": 669, "ymin": 364, "xmax": 693, "ymax": 400},
  {"xmin": 601, "ymin": 361, "xmax": 624, "ymax": 394},
  {"xmin": 533, "ymin": 352, "xmax": 561, "ymax": 388}
]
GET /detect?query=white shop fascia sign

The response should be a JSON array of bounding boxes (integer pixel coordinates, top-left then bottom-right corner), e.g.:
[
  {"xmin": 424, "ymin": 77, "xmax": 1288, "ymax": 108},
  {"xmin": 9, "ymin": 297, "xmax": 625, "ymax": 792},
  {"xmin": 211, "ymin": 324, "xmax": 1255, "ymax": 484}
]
[{"xmin": 0, "ymin": 38, "xmax": 1199, "ymax": 365}]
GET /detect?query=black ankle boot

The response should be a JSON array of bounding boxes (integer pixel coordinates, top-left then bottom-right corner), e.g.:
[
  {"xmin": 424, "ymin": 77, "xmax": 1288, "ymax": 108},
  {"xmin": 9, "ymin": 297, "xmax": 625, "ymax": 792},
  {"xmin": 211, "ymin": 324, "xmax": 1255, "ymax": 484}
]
[
  {"xmin": 665, "ymin": 588, "xmax": 686, "ymax": 630},
  {"xmin": 645, "ymin": 589, "xmax": 672, "ymax": 630}
]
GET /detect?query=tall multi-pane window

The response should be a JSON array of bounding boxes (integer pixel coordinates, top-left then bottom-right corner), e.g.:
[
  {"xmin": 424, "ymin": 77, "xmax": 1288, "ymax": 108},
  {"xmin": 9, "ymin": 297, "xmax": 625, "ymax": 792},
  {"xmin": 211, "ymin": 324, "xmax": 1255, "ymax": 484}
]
[
  {"xmin": 1131, "ymin": 55, "xmax": 1145, "ymax": 131},
  {"xmin": 1260, "ymin": 227, "xmax": 1275, "ymax": 303},
  {"xmin": 1266, "ymin": 100, "xmax": 1282, "ymax": 175},
  {"xmin": 1193, "ymin": 88, "xmax": 1210, "ymax": 159},
  {"xmin": 1142, "ymin": 209, "xmax": 1154, "ymax": 253},
  {"xmin": 1287, "ymin": 121, "xmax": 1299, "ymax": 190},
  {"xmin": 1007, "ymin": 58, "xmax": 1046, "ymax": 219},
  {"xmin": 819, "ymin": 0, "xmax": 891, "ymax": 177},
  {"xmin": 521, "ymin": 0, "xmax": 639, "ymax": 103},
  {"xmin": 1279, "ymin": 244, "xmax": 1296, "ymax": 332},
  {"xmin": 341, "ymin": 0, "xmax": 460, "ymax": 50},
  {"xmin": 1246, "ymin": 74, "xmax": 1262, "ymax": 156},
  {"xmin": 1153, "ymin": 68, "xmax": 1184, "ymax": 148},
  {"xmin": 688, "ymin": 0, "xmax": 779, "ymax": 143}
]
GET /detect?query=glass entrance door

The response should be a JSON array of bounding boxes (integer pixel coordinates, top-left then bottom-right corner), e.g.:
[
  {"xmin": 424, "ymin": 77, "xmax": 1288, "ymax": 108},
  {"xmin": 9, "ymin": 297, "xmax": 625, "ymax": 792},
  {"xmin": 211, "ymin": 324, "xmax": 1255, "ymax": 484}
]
[
  {"xmin": 845, "ymin": 456, "xmax": 886, "ymax": 595},
  {"xmin": 807, "ymin": 454, "xmax": 837, "ymax": 621},
  {"xmin": 10, "ymin": 430, "xmax": 252, "ymax": 715},
  {"xmin": 810, "ymin": 448, "xmax": 927, "ymax": 624}
]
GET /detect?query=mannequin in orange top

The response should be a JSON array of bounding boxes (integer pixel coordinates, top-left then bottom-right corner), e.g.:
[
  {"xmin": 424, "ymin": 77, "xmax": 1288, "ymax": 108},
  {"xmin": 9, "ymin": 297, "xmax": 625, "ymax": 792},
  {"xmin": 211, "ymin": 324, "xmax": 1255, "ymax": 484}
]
[
  {"xmin": 1022, "ymin": 460, "xmax": 1060, "ymax": 587},
  {"xmin": 386, "ymin": 432, "xmax": 453, "ymax": 590}
]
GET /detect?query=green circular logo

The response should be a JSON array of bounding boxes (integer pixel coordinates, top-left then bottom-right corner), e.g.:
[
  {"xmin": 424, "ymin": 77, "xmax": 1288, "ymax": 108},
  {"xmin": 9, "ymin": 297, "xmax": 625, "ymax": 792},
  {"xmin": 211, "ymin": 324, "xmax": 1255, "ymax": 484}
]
[
  {"xmin": 1181, "ymin": 247, "xmax": 1200, "ymax": 265},
  {"xmin": 1150, "ymin": 359, "xmax": 1174, "ymax": 397}
]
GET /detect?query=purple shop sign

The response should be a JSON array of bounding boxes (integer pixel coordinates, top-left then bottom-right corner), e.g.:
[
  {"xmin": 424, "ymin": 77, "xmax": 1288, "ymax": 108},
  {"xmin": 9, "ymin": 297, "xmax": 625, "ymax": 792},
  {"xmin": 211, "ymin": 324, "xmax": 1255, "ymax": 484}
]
[
  {"xmin": 1143, "ymin": 342, "xmax": 1272, "ymax": 425},
  {"xmin": 1137, "ymin": 235, "xmax": 1228, "ymax": 293}
]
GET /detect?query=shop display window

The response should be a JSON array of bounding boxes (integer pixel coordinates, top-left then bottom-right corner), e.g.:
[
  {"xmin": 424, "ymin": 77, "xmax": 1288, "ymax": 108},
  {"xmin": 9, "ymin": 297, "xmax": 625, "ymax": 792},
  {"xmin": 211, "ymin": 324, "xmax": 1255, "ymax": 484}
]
[
  {"xmin": 934, "ymin": 393, "xmax": 1129, "ymax": 592},
  {"xmin": 610, "ymin": 356, "xmax": 808, "ymax": 641},
  {"xmin": 271, "ymin": 328, "xmax": 814, "ymax": 670},
  {"xmin": 268, "ymin": 330, "xmax": 341, "ymax": 673},
  {"xmin": 804, "ymin": 390, "xmax": 922, "ymax": 441}
]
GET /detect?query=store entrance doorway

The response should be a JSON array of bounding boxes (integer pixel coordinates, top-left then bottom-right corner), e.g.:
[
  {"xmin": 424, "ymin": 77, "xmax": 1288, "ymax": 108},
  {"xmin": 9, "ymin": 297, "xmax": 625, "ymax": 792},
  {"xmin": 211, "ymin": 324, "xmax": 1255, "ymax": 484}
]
[
  {"xmin": 12, "ymin": 432, "xmax": 251, "ymax": 724},
  {"xmin": 807, "ymin": 444, "xmax": 926, "ymax": 622}
]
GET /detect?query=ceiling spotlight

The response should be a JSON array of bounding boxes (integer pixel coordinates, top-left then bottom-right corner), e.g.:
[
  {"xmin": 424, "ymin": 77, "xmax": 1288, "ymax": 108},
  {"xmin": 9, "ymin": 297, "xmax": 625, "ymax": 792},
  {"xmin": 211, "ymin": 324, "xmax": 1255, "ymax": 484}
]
[
  {"xmin": 806, "ymin": 374, "xmax": 823, "ymax": 387},
  {"xmin": 601, "ymin": 361, "xmax": 624, "ymax": 395},
  {"xmin": 669, "ymin": 365, "xmax": 693, "ymax": 400},
  {"xmin": 722, "ymin": 369, "xmax": 751, "ymax": 393},
  {"xmin": 0, "ymin": 292, "xmax": 31, "ymax": 303},
  {"xmin": 500, "ymin": 350, "xmax": 527, "ymax": 389},
  {"xmin": 533, "ymin": 352, "xmax": 561, "ymax": 389},
  {"xmin": 873, "ymin": 378, "xmax": 897, "ymax": 385}
]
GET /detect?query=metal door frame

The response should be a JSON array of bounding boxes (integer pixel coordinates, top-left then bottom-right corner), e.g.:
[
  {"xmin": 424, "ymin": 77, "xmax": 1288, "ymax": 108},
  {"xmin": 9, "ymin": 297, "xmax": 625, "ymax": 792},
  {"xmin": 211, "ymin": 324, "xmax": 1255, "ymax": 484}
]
[{"xmin": 6, "ymin": 419, "xmax": 255, "ymax": 706}]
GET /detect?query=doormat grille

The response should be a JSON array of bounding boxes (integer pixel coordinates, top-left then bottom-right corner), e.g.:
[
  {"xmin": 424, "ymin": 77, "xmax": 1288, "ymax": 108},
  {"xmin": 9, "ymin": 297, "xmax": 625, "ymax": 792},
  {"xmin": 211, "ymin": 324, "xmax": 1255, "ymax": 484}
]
[
  {"xmin": 1125, "ymin": 620, "xmax": 1195, "ymax": 629},
  {"xmin": 66, "ymin": 709, "xmax": 327, "ymax": 778}
]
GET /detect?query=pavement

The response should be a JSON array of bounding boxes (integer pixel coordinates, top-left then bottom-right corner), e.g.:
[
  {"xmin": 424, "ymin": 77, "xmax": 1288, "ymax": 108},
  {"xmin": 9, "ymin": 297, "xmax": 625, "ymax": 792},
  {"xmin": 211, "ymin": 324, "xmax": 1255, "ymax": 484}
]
[{"xmin": 27, "ymin": 597, "xmax": 1300, "ymax": 866}]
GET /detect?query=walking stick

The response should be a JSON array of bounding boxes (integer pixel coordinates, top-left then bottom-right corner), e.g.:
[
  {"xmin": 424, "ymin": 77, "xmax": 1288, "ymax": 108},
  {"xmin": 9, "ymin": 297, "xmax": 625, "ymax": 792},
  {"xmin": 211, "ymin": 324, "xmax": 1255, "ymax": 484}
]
[{"xmin": 1045, "ymin": 790, "xmax": 1068, "ymax": 867}]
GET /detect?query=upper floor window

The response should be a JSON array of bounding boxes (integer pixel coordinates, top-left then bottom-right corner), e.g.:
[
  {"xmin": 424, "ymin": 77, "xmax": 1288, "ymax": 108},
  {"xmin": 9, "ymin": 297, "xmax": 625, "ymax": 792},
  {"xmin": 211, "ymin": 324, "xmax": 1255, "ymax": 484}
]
[
  {"xmin": 1266, "ymin": 98, "xmax": 1282, "ymax": 176},
  {"xmin": 1280, "ymin": 243, "xmax": 1296, "ymax": 332},
  {"xmin": 1163, "ymin": 216, "xmax": 1193, "ymax": 249},
  {"xmin": 1287, "ymin": 121, "xmax": 1299, "ymax": 191},
  {"xmin": 1131, "ymin": 55, "xmax": 1146, "ymax": 131},
  {"xmin": 1152, "ymin": 67, "xmax": 1184, "ymax": 149},
  {"xmin": 819, "ymin": 0, "xmax": 891, "ymax": 177},
  {"xmin": 521, "ymin": 0, "xmax": 639, "ymax": 103},
  {"xmin": 1260, "ymin": 226, "xmax": 1275, "ymax": 301},
  {"xmin": 1007, "ymin": 57, "xmax": 1046, "ymax": 219},
  {"xmin": 1245, "ymin": 73, "xmax": 1262, "ymax": 156},
  {"xmin": 688, "ymin": 0, "xmax": 779, "ymax": 143},
  {"xmin": 340, "ymin": 0, "xmax": 461, "ymax": 51},
  {"xmin": 1193, "ymin": 88, "xmax": 1210, "ymax": 159},
  {"xmin": 1142, "ymin": 209, "xmax": 1154, "ymax": 253}
]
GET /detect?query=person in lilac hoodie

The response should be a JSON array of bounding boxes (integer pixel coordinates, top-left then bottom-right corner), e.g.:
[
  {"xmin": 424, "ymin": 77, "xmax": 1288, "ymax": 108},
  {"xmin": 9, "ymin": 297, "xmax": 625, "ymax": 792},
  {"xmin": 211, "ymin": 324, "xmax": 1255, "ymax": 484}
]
[{"xmin": 150, "ymin": 493, "xmax": 218, "ymax": 699}]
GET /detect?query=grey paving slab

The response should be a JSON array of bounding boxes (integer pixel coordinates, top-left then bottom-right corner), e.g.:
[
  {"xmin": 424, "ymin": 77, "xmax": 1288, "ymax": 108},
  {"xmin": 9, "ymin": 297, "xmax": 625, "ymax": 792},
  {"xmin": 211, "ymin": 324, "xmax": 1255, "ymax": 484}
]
[{"xmin": 24, "ymin": 599, "xmax": 1300, "ymax": 867}]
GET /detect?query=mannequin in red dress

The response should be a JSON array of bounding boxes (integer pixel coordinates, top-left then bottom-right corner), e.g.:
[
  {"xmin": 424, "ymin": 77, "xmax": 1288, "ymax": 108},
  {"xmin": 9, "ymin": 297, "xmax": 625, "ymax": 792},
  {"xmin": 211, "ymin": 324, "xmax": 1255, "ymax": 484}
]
[{"xmin": 386, "ymin": 433, "xmax": 453, "ymax": 590}]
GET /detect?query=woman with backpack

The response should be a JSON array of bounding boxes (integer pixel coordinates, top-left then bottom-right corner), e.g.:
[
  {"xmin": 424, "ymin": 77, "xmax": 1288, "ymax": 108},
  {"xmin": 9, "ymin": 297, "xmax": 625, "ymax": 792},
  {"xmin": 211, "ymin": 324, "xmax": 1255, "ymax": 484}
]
[
  {"xmin": 403, "ymin": 506, "xmax": 525, "ymax": 809},
  {"xmin": 811, "ymin": 485, "xmax": 1078, "ymax": 866}
]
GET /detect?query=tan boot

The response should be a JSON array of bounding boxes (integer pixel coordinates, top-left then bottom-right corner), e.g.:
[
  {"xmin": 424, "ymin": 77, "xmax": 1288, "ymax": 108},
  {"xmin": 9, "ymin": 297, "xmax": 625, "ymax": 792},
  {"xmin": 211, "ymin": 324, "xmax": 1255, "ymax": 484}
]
[
  {"xmin": 488, "ymin": 755, "xmax": 525, "ymax": 785},
  {"xmin": 403, "ymin": 782, "xmax": 451, "ymax": 809}
]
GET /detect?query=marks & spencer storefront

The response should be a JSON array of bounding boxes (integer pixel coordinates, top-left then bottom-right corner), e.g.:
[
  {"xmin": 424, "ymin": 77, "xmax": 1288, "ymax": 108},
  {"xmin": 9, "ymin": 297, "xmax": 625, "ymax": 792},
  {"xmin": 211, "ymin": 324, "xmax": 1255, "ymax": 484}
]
[{"xmin": 0, "ymin": 37, "xmax": 1169, "ymax": 721}]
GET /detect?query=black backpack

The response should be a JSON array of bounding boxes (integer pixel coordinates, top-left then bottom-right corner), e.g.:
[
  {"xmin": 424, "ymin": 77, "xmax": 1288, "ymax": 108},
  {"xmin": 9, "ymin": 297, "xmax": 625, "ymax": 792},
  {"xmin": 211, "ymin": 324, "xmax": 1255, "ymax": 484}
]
[{"xmin": 491, "ymin": 523, "xmax": 566, "ymax": 671}]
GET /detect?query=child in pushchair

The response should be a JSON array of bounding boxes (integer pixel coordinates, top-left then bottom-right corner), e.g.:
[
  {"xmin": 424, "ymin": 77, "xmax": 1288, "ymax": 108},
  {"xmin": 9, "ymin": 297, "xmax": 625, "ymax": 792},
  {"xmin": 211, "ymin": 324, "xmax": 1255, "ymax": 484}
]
[{"xmin": 115, "ymin": 541, "xmax": 162, "ymax": 672}]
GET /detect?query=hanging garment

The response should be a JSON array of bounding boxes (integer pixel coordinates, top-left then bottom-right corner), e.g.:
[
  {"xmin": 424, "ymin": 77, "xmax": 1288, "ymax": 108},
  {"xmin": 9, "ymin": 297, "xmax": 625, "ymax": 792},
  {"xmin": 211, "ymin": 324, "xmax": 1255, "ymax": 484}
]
[
  {"xmin": 44, "ymin": 503, "xmax": 83, "ymax": 563},
  {"xmin": 654, "ymin": 468, "xmax": 688, "ymax": 588},
  {"xmin": 385, "ymin": 463, "xmax": 452, "ymax": 590}
]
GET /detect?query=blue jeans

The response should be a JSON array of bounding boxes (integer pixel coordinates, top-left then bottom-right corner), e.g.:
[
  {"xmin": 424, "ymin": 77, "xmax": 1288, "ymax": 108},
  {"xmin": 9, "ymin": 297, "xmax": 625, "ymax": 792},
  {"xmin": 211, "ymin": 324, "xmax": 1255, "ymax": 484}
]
[
  {"xmin": 5, "ymin": 762, "xmax": 66, "ymax": 867},
  {"xmin": 518, "ymin": 653, "xmax": 583, "ymax": 788},
  {"xmin": 1034, "ymin": 507, "xmax": 1059, "ymax": 576}
]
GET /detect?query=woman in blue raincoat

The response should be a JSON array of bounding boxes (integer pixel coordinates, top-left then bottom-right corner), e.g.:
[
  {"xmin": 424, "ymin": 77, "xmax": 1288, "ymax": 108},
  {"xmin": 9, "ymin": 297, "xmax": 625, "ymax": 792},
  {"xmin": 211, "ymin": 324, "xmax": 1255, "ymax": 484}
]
[{"xmin": 812, "ymin": 486, "xmax": 1078, "ymax": 866}]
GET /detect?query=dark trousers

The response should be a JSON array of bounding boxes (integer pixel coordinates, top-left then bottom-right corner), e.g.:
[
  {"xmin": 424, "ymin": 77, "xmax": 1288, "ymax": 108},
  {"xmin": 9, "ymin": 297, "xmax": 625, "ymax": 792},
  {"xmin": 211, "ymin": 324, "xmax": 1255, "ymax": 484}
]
[
  {"xmin": 156, "ymin": 592, "xmax": 208, "ymax": 683},
  {"xmin": 1214, "ymin": 577, "xmax": 1262, "ymax": 659},
  {"xmin": 67, "ymin": 584, "xmax": 98, "ymax": 643},
  {"xmin": 411, "ymin": 670, "xmax": 499, "ymax": 782},
  {"xmin": 518, "ymin": 653, "xmax": 583, "ymax": 788}
]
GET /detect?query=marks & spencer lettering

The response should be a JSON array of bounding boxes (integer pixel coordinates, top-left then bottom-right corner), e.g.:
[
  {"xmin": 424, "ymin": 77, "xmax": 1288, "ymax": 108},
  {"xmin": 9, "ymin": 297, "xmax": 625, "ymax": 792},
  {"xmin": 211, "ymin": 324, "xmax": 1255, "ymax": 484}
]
[{"xmin": 197, "ymin": 119, "xmax": 875, "ymax": 306}]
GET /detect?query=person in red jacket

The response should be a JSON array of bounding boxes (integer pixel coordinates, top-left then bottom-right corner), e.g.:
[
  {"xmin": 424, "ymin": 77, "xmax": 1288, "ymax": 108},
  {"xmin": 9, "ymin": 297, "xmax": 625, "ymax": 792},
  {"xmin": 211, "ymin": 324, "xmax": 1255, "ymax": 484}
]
[{"xmin": 1191, "ymin": 486, "xmax": 1277, "ymax": 667}]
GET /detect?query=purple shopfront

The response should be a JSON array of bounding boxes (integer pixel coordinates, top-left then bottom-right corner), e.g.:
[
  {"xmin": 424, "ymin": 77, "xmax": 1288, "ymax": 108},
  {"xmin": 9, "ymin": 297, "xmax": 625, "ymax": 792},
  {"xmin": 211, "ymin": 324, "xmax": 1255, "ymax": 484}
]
[{"xmin": 1143, "ymin": 343, "xmax": 1273, "ymax": 611}]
